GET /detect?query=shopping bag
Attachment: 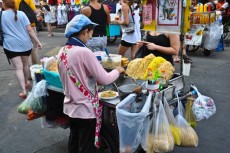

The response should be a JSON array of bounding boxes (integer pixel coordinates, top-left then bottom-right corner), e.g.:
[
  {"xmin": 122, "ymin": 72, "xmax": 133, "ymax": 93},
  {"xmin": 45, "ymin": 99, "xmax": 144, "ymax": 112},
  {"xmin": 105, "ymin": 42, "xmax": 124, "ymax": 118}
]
[
  {"xmin": 33, "ymin": 80, "xmax": 47, "ymax": 98},
  {"xmin": 17, "ymin": 92, "xmax": 32, "ymax": 114},
  {"xmin": 175, "ymin": 91, "xmax": 199, "ymax": 147},
  {"xmin": 116, "ymin": 92, "xmax": 153, "ymax": 153},
  {"xmin": 185, "ymin": 96, "xmax": 197, "ymax": 128},
  {"xmin": 152, "ymin": 98, "xmax": 174, "ymax": 152},
  {"xmin": 191, "ymin": 85, "xmax": 216, "ymax": 121},
  {"xmin": 164, "ymin": 97, "xmax": 182, "ymax": 145}
]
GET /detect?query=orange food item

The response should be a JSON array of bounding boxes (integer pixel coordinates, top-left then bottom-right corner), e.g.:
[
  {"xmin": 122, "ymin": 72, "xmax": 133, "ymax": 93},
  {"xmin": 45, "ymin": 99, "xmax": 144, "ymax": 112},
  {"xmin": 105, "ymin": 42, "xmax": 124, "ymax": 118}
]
[{"xmin": 27, "ymin": 110, "xmax": 45, "ymax": 121}]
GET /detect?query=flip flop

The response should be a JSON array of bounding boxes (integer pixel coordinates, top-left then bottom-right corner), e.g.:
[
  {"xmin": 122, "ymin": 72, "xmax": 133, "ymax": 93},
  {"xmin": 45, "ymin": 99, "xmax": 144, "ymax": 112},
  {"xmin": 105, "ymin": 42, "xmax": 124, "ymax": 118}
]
[
  {"xmin": 173, "ymin": 59, "xmax": 181, "ymax": 63},
  {"xmin": 19, "ymin": 92, "xmax": 27, "ymax": 99}
]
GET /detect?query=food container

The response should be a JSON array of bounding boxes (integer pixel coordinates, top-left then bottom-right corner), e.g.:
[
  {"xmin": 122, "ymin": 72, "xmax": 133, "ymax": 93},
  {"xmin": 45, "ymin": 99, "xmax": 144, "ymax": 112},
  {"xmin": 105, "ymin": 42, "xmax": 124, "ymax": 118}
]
[
  {"xmin": 94, "ymin": 51, "xmax": 106, "ymax": 63},
  {"xmin": 30, "ymin": 64, "xmax": 43, "ymax": 81},
  {"xmin": 101, "ymin": 54, "xmax": 121, "ymax": 69},
  {"xmin": 43, "ymin": 57, "xmax": 63, "ymax": 88}
]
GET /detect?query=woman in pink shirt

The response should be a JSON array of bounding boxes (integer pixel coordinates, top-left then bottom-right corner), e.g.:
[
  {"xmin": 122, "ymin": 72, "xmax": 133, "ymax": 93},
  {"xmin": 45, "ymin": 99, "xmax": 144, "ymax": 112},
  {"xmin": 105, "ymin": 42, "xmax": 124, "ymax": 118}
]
[{"xmin": 57, "ymin": 14, "xmax": 125, "ymax": 153}]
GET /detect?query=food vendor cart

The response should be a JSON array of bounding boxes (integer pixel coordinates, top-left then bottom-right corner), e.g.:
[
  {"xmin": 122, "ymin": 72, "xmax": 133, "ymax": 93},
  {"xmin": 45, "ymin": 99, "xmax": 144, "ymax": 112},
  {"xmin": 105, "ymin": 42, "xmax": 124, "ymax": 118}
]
[
  {"xmin": 19, "ymin": 0, "xmax": 211, "ymax": 152},
  {"xmin": 37, "ymin": 71, "xmax": 187, "ymax": 153}
]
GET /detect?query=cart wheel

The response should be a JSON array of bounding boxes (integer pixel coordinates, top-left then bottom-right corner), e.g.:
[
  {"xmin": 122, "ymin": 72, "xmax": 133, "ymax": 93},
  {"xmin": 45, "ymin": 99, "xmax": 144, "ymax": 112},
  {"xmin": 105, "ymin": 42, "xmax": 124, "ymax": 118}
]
[
  {"xmin": 97, "ymin": 129, "xmax": 119, "ymax": 153},
  {"xmin": 186, "ymin": 45, "xmax": 200, "ymax": 52},
  {"xmin": 107, "ymin": 36, "xmax": 117, "ymax": 43},
  {"xmin": 203, "ymin": 49, "xmax": 211, "ymax": 56}
]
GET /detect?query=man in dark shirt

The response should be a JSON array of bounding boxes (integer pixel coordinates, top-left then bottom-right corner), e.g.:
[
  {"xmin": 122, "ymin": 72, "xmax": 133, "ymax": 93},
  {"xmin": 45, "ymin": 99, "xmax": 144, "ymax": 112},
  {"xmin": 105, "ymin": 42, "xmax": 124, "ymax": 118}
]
[{"xmin": 81, "ymin": 0, "xmax": 111, "ymax": 51}]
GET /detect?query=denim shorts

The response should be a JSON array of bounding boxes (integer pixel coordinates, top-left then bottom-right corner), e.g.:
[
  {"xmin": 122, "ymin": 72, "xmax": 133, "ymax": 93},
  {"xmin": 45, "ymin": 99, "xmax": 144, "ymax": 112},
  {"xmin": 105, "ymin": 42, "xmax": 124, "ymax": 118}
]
[{"xmin": 86, "ymin": 36, "xmax": 107, "ymax": 52}]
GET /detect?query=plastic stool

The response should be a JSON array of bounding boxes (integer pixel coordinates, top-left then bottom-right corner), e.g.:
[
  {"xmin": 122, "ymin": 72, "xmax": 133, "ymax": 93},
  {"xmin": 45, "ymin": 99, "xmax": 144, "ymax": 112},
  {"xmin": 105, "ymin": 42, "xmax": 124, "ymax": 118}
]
[{"xmin": 216, "ymin": 35, "xmax": 224, "ymax": 52}]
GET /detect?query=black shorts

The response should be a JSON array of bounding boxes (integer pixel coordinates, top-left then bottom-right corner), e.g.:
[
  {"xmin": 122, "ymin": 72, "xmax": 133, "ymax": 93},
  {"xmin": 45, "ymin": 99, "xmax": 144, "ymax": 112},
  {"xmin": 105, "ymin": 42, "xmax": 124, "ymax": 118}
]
[
  {"xmin": 121, "ymin": 40, "xmax": 136, "ymax": 47},
  {"xmin": 4, "ymin": 48, "xmax": 32, "ymax": 64}
]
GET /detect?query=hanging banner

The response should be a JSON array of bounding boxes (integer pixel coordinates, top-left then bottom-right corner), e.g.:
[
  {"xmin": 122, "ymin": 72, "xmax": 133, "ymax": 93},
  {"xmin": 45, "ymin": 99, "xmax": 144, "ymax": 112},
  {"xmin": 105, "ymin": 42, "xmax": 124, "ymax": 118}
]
[
  {"xmin": 155, "ymin": 0, "xmax": 182, "ymax": 34},
  {"xmin": 143, "ymin": 4, "xmax": 153, "ymax": 25},
  {"xmin": 142, "ymin": 0, "xmax": 157, "ymax": 31}
]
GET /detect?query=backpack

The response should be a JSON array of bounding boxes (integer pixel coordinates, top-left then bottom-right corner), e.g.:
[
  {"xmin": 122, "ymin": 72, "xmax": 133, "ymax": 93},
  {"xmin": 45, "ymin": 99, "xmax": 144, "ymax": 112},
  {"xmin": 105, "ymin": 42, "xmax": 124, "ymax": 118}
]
[
  {"xmin": 0, "ymin": 11, "xmax": 3, "ymax": 46},
  {"xmin": 19, "ymin": 0, "xmax": 37, "ymax": 23}
]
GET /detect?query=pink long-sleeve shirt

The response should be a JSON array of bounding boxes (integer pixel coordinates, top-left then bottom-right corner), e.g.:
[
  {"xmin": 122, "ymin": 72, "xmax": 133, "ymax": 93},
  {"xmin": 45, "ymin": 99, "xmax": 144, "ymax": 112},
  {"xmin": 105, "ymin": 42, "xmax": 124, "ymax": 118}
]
[{"xmin": 57, "ymin": 46, "xmax": 120, "ymax": 119}]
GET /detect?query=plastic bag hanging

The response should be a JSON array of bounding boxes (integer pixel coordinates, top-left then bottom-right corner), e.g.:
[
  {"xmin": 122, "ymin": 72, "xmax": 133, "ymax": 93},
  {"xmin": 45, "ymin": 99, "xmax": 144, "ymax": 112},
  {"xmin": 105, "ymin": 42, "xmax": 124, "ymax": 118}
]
[
  {"xmin": 17, "ymin": 92, "xmax": 32, "ymax": 114},
  {"xmin": 191, "ymin": 85, "xmax": 216, "ymax": 121},
  {"xmin": 33, "ymin": 80, "xmax": 47, "ymax": 98},
  {"xmin": 185, "ymin": 96, "xmax": 197, "ymax": 128},
  {"xmin": 164, "ymin": 97, "xmax": 182, "ymax": 145},
  {"xmin": 147, "ymin": 101, "xmax": 157, "ymax": 153},
  {"xmin": 152, "ymin": 96, "xmax": 174, "ymax": 152},
  {"xmin": 175, "ymin": 91, "xmax": 199, "ymax": 147},
  {"xmin": 116, "ymin": 92, "xmax": 153, "ymax": 153}
]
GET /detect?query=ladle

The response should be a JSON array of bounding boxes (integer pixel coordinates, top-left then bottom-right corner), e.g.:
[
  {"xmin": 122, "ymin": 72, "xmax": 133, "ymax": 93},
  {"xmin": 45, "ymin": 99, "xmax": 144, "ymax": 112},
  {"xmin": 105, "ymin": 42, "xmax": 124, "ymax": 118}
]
[{"xmin": 133, "ymin": 81, "xmax": 146, "ymax": 93}]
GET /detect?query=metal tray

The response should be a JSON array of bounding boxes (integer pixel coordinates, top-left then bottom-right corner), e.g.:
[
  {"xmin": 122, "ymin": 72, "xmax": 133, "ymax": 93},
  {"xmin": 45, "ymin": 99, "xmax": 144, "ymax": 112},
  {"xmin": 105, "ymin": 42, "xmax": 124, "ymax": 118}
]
[{"xmin": 168, "ymin": 73, "xmax": 184, "ymax": 91}]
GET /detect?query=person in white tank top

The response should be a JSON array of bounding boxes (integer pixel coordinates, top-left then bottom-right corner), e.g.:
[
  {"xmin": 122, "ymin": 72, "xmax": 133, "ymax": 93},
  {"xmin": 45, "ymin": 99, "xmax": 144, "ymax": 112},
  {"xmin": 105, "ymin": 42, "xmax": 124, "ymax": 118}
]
[{"xmin": 114, "ymin": 0, "xmax": 141, "ymax": 59}]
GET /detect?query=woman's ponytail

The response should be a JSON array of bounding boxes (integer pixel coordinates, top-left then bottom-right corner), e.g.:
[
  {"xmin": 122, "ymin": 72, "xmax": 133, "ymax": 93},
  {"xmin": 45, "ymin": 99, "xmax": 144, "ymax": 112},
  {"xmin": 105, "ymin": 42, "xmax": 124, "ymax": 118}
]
[{"xmin": 14, "ymin": 9, "xmax": 18, "ymax": 21}]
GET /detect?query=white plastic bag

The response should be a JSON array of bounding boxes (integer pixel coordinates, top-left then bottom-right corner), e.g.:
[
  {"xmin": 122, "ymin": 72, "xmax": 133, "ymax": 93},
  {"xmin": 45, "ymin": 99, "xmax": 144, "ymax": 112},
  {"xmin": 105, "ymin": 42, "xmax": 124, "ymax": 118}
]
[
  {"xmin": 33, "ymin": 80, "xmax": 47, "ymax": 98},
  {"xmin": 191, "ymin": 85, "xmax": 216, "ymax": 121},
  {"xmin": 152, "ymin": 99, "xmax": 174, "ymax": 152},
  {"xmin": 175, "ymin": 91, "xmax": 199, "ymax": 147},
  {"xmin": 204, "ymin": 21, "xmax": 222, "ymax": 50},
  {"xmin": 164, "ymin": 97, "xmax": 182, "ymax": 146},
  {"xmin": 116, "ymin": 92, "xmax": 153, "ymax": 153}
]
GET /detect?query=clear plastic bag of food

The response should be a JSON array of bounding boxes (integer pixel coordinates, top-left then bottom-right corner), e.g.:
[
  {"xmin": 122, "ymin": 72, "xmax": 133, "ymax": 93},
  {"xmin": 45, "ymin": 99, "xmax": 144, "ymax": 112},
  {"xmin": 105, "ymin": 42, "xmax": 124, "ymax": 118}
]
[
  {"xmin": 164, "ymin": 97, "xmax": 182, "ymax": 145},
  {"xmin": 152, "ymin": 99, "xmax": 174, "ymax": 152},
  {"xmin": 33, "ymin": 80, "xmax": 47, "ymax": 98},
  {"xmin": 191, "ymin": 85, "xmax": 216, "ymax": 121},
  {"xmin": 17, "ymin": 92, "xmax": 32, "ymax": 114},
  {"xmin": 116, "ymin": 92, "xmax": 153, "ymax": 153},
  {"xmin": 175, "ymin": 91, "xmax": 199, "ymax": 147}
]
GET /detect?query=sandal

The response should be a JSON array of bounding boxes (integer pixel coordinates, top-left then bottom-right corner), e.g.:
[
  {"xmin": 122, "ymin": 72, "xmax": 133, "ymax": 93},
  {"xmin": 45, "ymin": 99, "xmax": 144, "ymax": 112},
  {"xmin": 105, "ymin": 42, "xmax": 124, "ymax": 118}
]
[
  {"xmin": 173, "ymin": 59, "xmax": 181, "ymax": 63},
  {"xmin": 183, "ymin": 55, "xmax": 193, "ymax": 64},
  {"xmin": 19, "ymin": 92, "xmax": 27, "ymax": 99}
]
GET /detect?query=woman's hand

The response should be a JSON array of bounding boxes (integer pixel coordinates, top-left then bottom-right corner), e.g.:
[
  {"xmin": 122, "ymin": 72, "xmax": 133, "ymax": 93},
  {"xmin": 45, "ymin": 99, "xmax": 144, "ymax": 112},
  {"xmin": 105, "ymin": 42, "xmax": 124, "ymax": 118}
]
[
  {"xmin": 37, "ymin": 42, "xmax": 42, "ymax": 49},
  {"xmin": 116, "ymin": 66, "xmax": 125, "ymax": 74},
  {"xmin": 113, "ymin": 20, "xmax": 120, "ymax": 25},
  {"xmin": 146, "ymin": 42, "xmax": 158, "ymax": 51},
  {"xmin": 136, "ymin": 40, "xmax": 145, "ymax": 48}
]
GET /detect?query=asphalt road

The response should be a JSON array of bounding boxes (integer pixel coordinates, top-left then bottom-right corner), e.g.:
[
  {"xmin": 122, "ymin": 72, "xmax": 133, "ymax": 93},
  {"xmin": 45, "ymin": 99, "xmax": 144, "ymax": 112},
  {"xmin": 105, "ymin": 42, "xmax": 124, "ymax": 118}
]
[{"xmin": 0, "ymin": 31, "xmax": 230, "ymax": 153}]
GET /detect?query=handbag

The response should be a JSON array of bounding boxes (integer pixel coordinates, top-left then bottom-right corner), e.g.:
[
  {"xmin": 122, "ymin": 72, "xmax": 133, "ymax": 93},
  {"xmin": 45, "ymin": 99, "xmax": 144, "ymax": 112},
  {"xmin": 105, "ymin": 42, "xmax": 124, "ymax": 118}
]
[
  {"xmin": 0, "ymin": 11, "xmax": 3, "ymax": 46},
  {"xmin": 123, "ymin": 6, "xmax": 135, "ymax": 34}
]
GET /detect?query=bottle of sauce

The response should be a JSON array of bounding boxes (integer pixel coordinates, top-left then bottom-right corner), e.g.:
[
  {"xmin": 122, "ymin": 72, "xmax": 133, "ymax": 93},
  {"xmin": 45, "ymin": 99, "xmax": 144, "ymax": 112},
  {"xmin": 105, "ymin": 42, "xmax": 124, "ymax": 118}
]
[
  {"xmin": 196, "ymin": 4, "xmax": 200, "ymax": 12},
  {"xmin": 204, "ymin": 4, "xmax": 208, "ymax": 12},
  {"xmin": 199, "ymin": 3, "xmax": 203, "ymax": 12},
  {"xmin": 207, "ymin": 4, "xmax": 212, "ymax": 12}
]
